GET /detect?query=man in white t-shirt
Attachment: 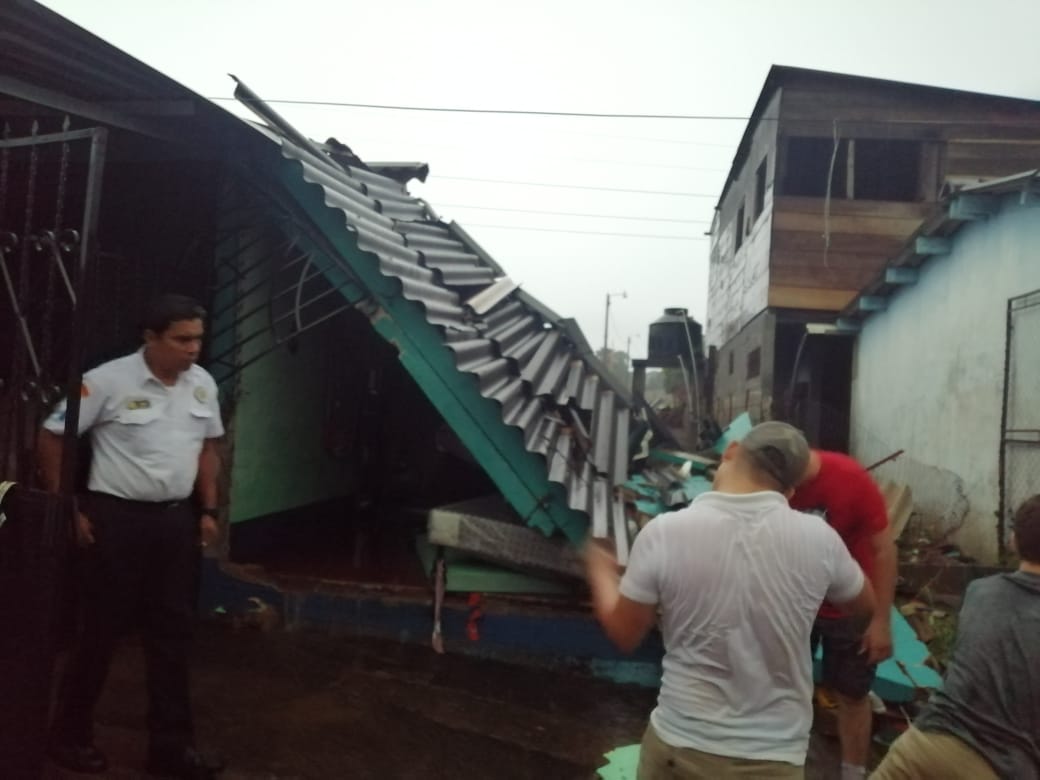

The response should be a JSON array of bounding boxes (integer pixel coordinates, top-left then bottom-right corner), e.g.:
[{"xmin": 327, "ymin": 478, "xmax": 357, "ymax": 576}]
[{"xmin": 586, "ymin": 421, "xmax": 876, "ymax": 779}]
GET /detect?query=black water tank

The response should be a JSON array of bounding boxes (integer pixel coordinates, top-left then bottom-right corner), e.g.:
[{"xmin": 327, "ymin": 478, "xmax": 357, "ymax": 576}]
[{"xmin": 648, "ymin": 308, "xmax": 702, "ymax": 364}]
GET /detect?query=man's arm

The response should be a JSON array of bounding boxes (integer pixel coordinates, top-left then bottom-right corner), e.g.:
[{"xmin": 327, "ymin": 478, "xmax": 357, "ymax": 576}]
[
  {"xmin": 195, "ymin": 438, "xmax": 222, "ymax": 547},
  {"xmin": 584, "ymin": 543, "xmax": 657, "ymax": 653},
  {"xmin": 863, "ymin": 523, "xmax": 897, "ymax": 663}
]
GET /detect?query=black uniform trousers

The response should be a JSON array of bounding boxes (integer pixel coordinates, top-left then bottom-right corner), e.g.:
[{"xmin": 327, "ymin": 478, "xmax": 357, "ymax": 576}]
[{"xmin": 52, "ymin": 492, "xmax": 200, "ymax": 756}]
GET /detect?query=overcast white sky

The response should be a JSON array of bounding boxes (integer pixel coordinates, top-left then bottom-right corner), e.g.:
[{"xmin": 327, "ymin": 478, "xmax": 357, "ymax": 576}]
[{"xmin": 40, "ymin": 0, "xmax": 1040, "ymax": 358}]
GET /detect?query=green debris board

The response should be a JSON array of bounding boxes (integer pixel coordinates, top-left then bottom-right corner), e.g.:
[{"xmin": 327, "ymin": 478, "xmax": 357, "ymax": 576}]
[
  {"xmin": 812, "ymin": 607, "xmax": 942, "ymax": 702},
  {"xmin": 596, "ymin": 744, "xmax": 640, "ymax": 780},
  {"xmin": 873, "ymin": 607, "xmax": 943, "ymax": 700},
  {"xmin": 713, "ymin": 411, "xmax": 753, "ymax": 455},
  {"xmin": 414, "ymin": 535, "xmax": 573, "ymax": 595}
]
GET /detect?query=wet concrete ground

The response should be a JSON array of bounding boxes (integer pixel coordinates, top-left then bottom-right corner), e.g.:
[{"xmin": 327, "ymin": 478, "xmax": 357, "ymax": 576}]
[
  {"xmin": 45, "ymin": 621, "xmax": 845, "ymax": 779},
  {"xmin": 45, "ymin": 621, "xmax": 656, "ymax": 779}
]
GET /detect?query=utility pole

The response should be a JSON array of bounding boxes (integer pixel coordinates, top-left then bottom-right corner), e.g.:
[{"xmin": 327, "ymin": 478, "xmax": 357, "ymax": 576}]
[{"xmin": 603, "ymin": 291, "xmax": 626, "ymax": 357}]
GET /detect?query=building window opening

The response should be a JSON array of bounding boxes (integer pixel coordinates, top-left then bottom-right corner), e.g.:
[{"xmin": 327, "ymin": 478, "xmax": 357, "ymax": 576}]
[
  {"xmin": 782, "ymin": 136, "xmax": 920, "ymax": 202},
  {"xmin": 853, "ymin": 139, "xmax": 920, "ymax": 201},
  {"xmin": 754, "ymin": 158, "xmax": 767, "ymax": 218},
  {"xmin": 747, "ymin": 347, "xmax": 761, "ymax": 380}
]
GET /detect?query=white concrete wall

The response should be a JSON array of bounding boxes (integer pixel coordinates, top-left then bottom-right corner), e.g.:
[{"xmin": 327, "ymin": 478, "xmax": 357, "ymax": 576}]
[{"xmin": 850, "ymin": 195, "xmax": 1040, "ymax": 563}]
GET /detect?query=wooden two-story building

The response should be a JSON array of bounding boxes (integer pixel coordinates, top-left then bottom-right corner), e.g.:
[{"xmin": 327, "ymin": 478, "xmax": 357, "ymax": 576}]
[{"xmin": 706, "ymin": 65, "xmax": 1040, "ymax": 449}]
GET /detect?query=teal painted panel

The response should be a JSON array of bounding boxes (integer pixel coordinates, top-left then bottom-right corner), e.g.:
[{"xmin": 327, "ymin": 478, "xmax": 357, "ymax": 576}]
[
  {"xmin": 681, "ymin": 475, "xmax": 712, "ymax": 502},
  {"xmin": 713, "ymin": 412, "xmax": 753, "ymax": 455},
  {"xmin": 588, "ymin": 659, "xmax": 661, "ymax": 688},
  {"xmin": 228, "ymin": 319, "xmax": 360, "ymax": 522}
]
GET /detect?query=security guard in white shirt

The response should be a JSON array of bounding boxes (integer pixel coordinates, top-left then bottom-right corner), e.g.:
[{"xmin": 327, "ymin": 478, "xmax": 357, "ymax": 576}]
[{"xmin": 38, "ymin": 294, "xmax": 225, "ymax": 779}]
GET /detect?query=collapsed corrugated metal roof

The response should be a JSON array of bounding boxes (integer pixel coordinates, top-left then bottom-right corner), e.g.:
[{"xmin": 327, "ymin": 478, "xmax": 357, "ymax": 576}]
[{"xmin": 231, "ymin": 79, "xmax": 645, "ymax": 561}]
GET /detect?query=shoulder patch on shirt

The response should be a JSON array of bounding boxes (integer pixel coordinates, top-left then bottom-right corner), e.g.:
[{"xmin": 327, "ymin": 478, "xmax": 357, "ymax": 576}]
[
  {"xmin": 193, "ymin": 386, "xmax": 208, "ymax": 403},
  {"xmin": 126, "ymin": 398, "xmax": 152, "ymax": 410}
]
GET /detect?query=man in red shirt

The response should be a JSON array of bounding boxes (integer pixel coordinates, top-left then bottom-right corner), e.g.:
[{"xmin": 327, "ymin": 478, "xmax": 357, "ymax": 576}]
[{"xmin": 791, "ymin": 450, "xmax": 895, "ymax": 780}]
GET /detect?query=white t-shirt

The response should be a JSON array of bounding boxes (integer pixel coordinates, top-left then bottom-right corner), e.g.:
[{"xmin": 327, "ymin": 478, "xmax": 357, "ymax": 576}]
[
  {"xmin": 619, "ymin": 490, "xmax": 864, "ymax": 766},
  {"xmin": 44, "ymin": 349, "xmax": 224, "ymax": 502}
]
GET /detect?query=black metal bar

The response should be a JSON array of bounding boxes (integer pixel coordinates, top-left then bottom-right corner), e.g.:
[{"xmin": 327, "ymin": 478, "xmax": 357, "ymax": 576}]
[
  {"xmin": 221, "ymin": 301, "xmax": 354, "ymax": 378},
  {"xmin": 38, "ymin": 232, "xmax": 76, "ymax": 304},
  {"xmin": 233, "ymin": 167, "xmax": 368, "ymax": 294},
  {"xmin": 1009, "ymin": 295, "xmax": 1040, "ymax": 313},
  {"xmin": 0, "ymin": 127, "xmax": 103, "ymax": 149},
  {"xmin": 0, "ymin": 242, "xmax": 42, "ymax": 379},
  {"xmin": 58, "ymin": 128, "xmax": 107, "ymax": 498},
  {"xmin": 208, "ymin": 242, "xmax": 309, "ymax": 326},
  {"xmin": 997, "ymin": 295, "xmax": 1013, "ymax": 562},
  {"xmin": 207, "ymin": 277, "xmax": 351, "ymax": 366},
  {"xmin": 210, "ymin": 229, "xmax": 284, "ymax": 285},
  {"xmin": 208, "ymin": 256, "xmax": 331, "ymax": 343}
]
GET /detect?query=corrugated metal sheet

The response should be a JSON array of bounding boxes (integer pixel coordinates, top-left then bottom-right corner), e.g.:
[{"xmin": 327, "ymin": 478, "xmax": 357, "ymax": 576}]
[{"xmin": 235, "ymin": 89, "xmax": 636, "ymax": 556}]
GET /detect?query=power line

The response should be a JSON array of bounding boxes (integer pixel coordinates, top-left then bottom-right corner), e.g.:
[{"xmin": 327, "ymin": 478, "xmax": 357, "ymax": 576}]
[
  {"xmin": 437, "ymin": 203, "xmax": 711, "ymax": 224},
  {"xmin": 570, "ymin": 158, "xmax": 726, "ymax": 173},
  {"xmin": 215, "ymin": 96, "xmax": 749, "ymax": 120},
  {"xmin": 462, "ymin": 223, "xmax": 709, "ymax": 240},
  {"xmin": 555, "ymin": 130, "xmax": 736, "ymax": 148},
  {"xmin": 358, "ymin": 138, "xmax": 728, "ymax": 172},
  {"xmin": 215, "ymin": 95, "xmax": 1040, "ymax": 126},
  {"xmin": 431, "ymin": 175, "xmax": 718, "ymax": 197}
]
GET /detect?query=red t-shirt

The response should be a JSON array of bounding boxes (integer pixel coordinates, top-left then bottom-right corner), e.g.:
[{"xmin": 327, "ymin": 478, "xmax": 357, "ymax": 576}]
[{"xmin": 790, "ymin": 450, "xmax": 888, "ymax": 618}]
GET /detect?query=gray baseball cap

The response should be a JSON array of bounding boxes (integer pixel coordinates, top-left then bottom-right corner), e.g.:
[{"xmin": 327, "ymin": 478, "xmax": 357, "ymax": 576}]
[{"xmin": 740, "ymin": 421, "xmax": 811, "ymax": 491}]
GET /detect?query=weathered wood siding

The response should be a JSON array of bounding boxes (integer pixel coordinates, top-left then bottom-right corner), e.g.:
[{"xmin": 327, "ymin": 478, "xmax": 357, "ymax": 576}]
[
  {"xmin": 769, "ymin": 196, "xmax": 932, "ymax": 310},
  {"xmin": 706, "ymin": 90, "xmax": 780, "ymax": 348},
  {"xmin": 946, "ymin": 140, "xmax": 1040, "ymax": 179},
  {"xmin": 764, "ymin": 77, "xmax": 1040, "ymax": 312}
]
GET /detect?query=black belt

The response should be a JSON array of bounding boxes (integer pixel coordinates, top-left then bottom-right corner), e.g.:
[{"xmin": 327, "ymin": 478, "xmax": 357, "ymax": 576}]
[{"xmin": 86, "ymin": 491, "xmax": 190, "ymax": 512}]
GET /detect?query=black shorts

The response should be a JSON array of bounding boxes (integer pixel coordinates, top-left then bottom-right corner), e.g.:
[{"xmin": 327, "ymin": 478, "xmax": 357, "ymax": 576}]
[{"xmin": 811, "ymin": 615, "xmax": 876, "ymax": 699}]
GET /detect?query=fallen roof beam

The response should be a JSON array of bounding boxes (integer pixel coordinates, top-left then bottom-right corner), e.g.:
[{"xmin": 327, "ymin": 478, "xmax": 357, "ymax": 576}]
[{"xmin": 885, "ymin": 267, "xmax": 919, "ymax": 285}]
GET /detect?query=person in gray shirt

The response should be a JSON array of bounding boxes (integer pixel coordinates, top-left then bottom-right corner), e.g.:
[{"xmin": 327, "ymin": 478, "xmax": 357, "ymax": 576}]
[{"xmin": 872, "ymin": 494, "xmax": 1040, "ymax": 779}]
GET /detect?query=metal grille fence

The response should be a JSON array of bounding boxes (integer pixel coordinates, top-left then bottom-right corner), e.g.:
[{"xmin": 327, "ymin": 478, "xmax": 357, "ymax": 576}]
[{"xmin": 999, "ymin": 288, "xmax": 1040, "ymax": 558}]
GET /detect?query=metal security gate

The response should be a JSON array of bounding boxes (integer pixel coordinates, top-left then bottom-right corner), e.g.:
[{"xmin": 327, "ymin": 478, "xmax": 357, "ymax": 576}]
[
  {"xmin": 0, "ymin": 122, "xmax": 107, "ymax": 778},
  {"xmin": 998, "ymin": 288, "xmax": 1040, "ymax": 560}
]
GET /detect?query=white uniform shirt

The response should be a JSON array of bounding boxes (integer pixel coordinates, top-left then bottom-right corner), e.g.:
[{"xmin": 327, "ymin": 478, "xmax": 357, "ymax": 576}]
[
  {"xmin": 44, "ymin": 349, "xmax": 224, "ymax": 502},
  {"xmin": 620, "ymin": 491, "xmax": 864, "ymax": 766}
]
